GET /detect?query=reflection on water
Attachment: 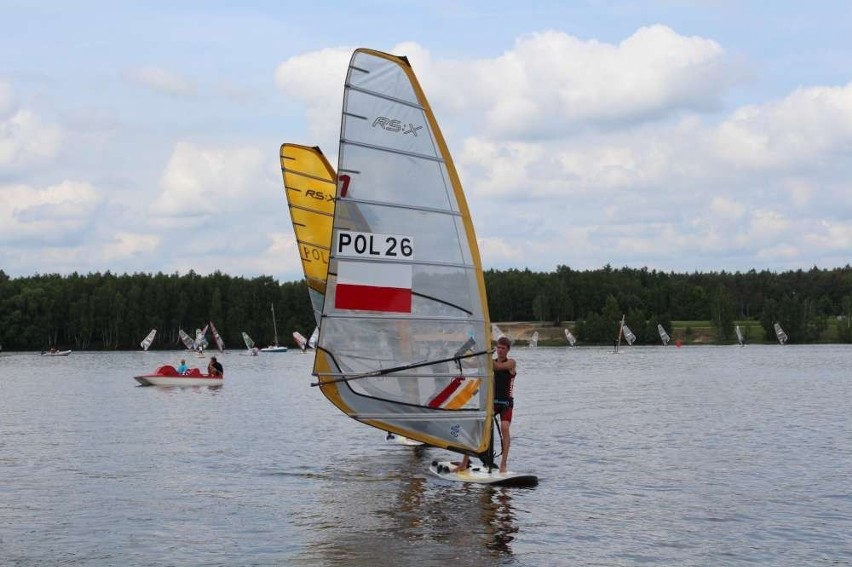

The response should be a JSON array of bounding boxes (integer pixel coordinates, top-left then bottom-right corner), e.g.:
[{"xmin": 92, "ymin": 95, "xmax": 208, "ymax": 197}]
[
  {"xmin": 298, "ymin": 443, "xmax": 527, "ymax": 566},
  {"xmin": 2, "ymin": 346, "xmax": 852, "ymax": 565}
]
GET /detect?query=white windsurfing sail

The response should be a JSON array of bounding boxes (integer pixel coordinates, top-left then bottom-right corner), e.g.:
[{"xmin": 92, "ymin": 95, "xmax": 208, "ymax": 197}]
[
  {"xmin": 529, "ymin": 331, "xmax": 539, "ymax": 348},
  {"xmin": 623, "ymin": 325, "xmax": 636, "ymax": 345},
  {"xmin": 308, "ymin": 327, "xmax": 318, "ymax": 349},
  {"xmin": 774, "ymin": 322, "xmax": 788, "ymax": 345},
  {"xmin": 292, "ymin": 331, "xmax": 308, "ymax": 351},
  {"xmin": 241, "ymin": 332, "xmax": 255, "ymax": 350},
  {"xmin": 194, "ymin": 325, "xmax": 209, "ymax": 351},
  {"xmin": 615, "ymin": 315, "xmax": 634, "ymax": 353},
  {"xmin": 657, "ymin": 324, "xmax": 670, "ymax": 346},
  {"xmin": 209, "ymin": 321, "xmax": 225, "ymax": 352},
  {"xmin": 491, "ymin": 323, "xmax": 505, "ymax": 340},
  {"xmin": 178, "ymin": 329, "xmax": 194, "ymax": 350},
  {"xmin": 735, "ymin": 325, "xmax": 744, "ymax": 346},
  {"xmin": 140, "ymin": 329, "xmax": 156, "ymax": 351},
  {"xmin": 564, "ymin": 328, "xmax": 576, "ymax": 346},
  {"xmin": 312, "ymin": 48, "xmax": 493, "ymax": 457}
]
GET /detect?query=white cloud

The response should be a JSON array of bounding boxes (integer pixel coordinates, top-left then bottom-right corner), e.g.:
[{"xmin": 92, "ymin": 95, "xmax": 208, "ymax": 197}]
[
  {"xmin": 151, "ymin": 141, "xmax": 268, "ymax": 219},
  {"xmin": 426, "ymin": 26, "xmax": 736, "ymax": 139},
  {"xmin": 274, "ymin": 47, "xmax": 352, "ymax": 150},
  {"xmin": 0, "ymin": 81, "xmax": 62, "ymax": 168},
  {"xmin": 102, "ymin": 232, "xmax": 161, "ymax": 262},
  {"xmin": 714, "ymin": 83, "xmax": 852, "ymax": 170},
  {"xmin": 123, "ymin": 66, "xmax": 197, "ymax": 97},
  {"xmin": 0, "ymin": 180, "xmax": 102, "ymax": 244}
]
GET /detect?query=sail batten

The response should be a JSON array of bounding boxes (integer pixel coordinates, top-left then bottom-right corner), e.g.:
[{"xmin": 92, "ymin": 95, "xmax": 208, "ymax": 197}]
[
  {"xmin": 342, "ymin": 139, "xmax": 447, "ymax": 163},
  {"xmin": 313, "ymin": 48, "xmax": 493, "ymax": 456}
]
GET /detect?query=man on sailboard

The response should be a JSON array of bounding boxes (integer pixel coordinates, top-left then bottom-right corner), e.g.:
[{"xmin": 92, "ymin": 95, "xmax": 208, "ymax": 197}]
[{"xmin": 456, "ymin": 336, "xmax": 516, "ymax": 473}]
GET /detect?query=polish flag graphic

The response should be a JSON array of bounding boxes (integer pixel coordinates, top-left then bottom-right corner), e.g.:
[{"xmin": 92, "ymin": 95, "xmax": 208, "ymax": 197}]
[{"xmin": 335, "ymin": 260, "xmax": 412, "ymax": 313}]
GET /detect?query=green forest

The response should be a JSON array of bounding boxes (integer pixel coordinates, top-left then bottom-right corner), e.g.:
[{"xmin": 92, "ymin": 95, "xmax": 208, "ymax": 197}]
[{"xmin": 1, "ymin": 264, "xmax": 851, "ymax": 351}]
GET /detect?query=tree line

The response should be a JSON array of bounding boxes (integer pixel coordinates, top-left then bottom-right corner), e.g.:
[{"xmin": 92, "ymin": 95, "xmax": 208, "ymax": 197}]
[{"xmin": 1, "ymin": 264, "xmax": 851, "ymax": 351}]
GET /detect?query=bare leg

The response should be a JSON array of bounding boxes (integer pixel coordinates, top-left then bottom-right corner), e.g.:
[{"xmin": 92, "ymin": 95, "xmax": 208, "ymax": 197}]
[
  {"xmin": 499, "ymin": 420, "xmax": 511, "ymax": 473},
  {"xmin": 455, "ymin": 455, "xmax": 470, "ymax": 472}
]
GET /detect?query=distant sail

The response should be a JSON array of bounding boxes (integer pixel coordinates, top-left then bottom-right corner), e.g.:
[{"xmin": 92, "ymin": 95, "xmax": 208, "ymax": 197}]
[
  {"xmin": 195, "ymin": 325, "xmax": 209, "ymax": 350},
  {"xmin": 140, "ymin": 329, "xmax": 156, "ymax": 351},
  {"xmin": 281, "ymin": 144, "xmax": 337, "ymax": 326},
  {"xmin": 622, "ymin": 324, "xmax": 636, "ymax": 346},
  {"xmin": 312, "ymin": 48, "xmax": 493, "ymax": 456},
  {"xmin": 735, "ymin": 325, "xmax": 744, "ymax": 346},
  {"xmin": 293, "ymin": 331, "xmax": 308, "ymax": 351},
  {"xmin": 564, "ymin": 328, "xmax": 576, "ymax": 346},
  {"xmin": 529, "ymin": 331, "xmax": 539, "ymax": 348},
  {"xmin": 657, "ymin": 324, "xmax": 670, "ymax": 346},
  {"xmin": 241, "ymin": 332, "xmax": 255, "ymax": 350},
  {"xmin": 178, "ymin": 329, "xmax": 194, "ymax": 350},
  {"xmin": 209, "ymin": 321, "xmax": 225, "ymax": 352},
  {"xmin": 308, "ymin": 327, "xmax": 318, "ymax": 349},
  {"xmin": 491, "ymin": 324, "xmax": 505, "ymax": 340},
  {"xmin": 774, "ymin": 322, "xmax": 788, "ymax": 345}
]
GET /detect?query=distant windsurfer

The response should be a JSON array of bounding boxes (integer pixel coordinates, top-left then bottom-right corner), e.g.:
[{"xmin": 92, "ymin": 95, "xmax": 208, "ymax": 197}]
[{"xmin": 456, "ymin": 336, "xmax": 516, "ymax": 474}]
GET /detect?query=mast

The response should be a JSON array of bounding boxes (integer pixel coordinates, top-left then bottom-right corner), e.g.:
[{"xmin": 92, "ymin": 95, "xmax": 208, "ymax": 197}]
[
  {"xmin": 271, "ymin": 304, "xmax": 279, "ymax": 346},
  {"xmin": 616, "ymin": 314, "xmax": 625, "ymax": 353}
]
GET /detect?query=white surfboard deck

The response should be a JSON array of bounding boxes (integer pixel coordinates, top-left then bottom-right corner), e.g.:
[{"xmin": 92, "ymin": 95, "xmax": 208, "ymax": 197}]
[
  {"xmin": 385, "ymin": 432, "xmax": 424, "ymax": 447},
  {"xmin": 429, "ymin": 460, "xmax": 538, "ymax": 487}
]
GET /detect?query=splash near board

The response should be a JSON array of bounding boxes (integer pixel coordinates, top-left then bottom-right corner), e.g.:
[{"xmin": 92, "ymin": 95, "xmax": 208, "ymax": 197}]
[{"xmin": 429, "ymin": 460, "xmax": 538, "ymax": 487}]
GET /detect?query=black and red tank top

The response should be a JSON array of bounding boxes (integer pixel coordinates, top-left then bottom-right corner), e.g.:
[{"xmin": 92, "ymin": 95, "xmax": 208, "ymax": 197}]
[{"xmin": 494, "ymin": 363, "xmax": 515, "ymax": 401}]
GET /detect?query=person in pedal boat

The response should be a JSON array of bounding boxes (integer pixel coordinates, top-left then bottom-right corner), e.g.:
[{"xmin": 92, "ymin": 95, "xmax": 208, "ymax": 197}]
[
  {"xmin": 207, "ymin": 356, "xmax": 223, "ymax": 377},
  {"xmin": 456, "ymin": 336, "xmax": 516, "ymax": 474},
  {"xmin": 177, "ymin": 359, "xmax": 189, "ymax": 375}
]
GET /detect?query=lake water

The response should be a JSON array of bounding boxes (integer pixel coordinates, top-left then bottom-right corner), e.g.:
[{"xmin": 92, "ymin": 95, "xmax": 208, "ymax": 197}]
[{"xmin": 1, "ymin": 345, "xmax": 851, "ymax": 566}]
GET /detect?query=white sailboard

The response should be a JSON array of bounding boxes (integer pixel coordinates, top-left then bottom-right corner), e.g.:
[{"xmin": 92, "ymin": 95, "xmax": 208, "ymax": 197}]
[
  {"xmin": 312, "ymin": 48, "xmax": 533, "ymax": 483},
  {"xmin": 429, "ymin": 460, "xmax": 538, "ymax": 487},
  {"xmin": 564, "ymin": 328, "xmax": 576, "ymax": 346}
]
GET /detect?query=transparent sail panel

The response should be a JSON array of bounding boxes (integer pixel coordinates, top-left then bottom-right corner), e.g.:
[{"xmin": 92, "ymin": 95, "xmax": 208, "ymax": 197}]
[{"xmin": 314, "ymin": 49, "xmax": 492, "ymax": 455}]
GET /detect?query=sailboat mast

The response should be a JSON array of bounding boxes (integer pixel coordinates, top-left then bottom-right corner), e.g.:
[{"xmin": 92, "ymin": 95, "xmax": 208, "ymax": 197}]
[
  {"xmin": 616, "ymin": 314, "xmax": 625, "ymax": 353},
  {"xmin": 271, "ymin": 304, "xmax": 279, "ymax": 345}
]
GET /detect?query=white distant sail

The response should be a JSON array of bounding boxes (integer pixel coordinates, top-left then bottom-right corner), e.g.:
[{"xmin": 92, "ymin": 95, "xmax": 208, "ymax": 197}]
[
  {"xmin": 241, "ymin": 332, "xmax": 255, "ymax": 350},
  {"xmin": 735, "ymin": 325, "xmax": 744, "ymax": 346},
  {"xmin": 657, "ymin": 324, "xmax": 670, "ymax": 346},
  {"xmin": 774, "ymin": 322, "xmax": 788, "ymax": 345},
  {"xmin": 616, "ymin": 315, "xmax": 635, "ymax": 353},
  {"xmin": 209, "ymin": 321, "xmax": 225, "ymax": 353},
  {"xmin": 564, "ymin": 328, "xmax": 576, "ymax": 346},
  {"xmin": 140, "ymin": 329, "xmax": 156, "ymax": 351},
  {"xmin": 622, "ymin": 325, "xmax": 636, "ymax": 345},
  {"xmin": 312, "ymin": 48, "xmax": 493, "ymax": 457},
  {"xmin": 308, "ymin": 327, "xmax": 318, "ymax": 349},
  {"xmin": 529, "ymin": 331, "xmax": 539, "ymax": 348},
  {"xmin": 491, "ymin": 323, "xmax": 505, "ymax": 340},
  {"xmin": 292, "ymin": 331, "xmax": 308, "ymax": 351},
  {"xmin": 178, "ymin": 329, "xmax": 194, "ymax": 350},
  {"xmin": 194, "ymin": 325, "xmax": 209, "ymax": 351}
]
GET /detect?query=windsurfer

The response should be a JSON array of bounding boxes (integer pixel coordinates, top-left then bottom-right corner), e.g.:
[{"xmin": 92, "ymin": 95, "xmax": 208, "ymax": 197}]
[{"xmin": 455, "ymin": 336, "xmax": 516, "ymax": 474}]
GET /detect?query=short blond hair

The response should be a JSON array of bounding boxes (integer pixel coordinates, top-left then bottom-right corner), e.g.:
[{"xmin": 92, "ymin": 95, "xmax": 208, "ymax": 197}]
[{"xmin": 496, "ymin": 336, "xmax": 512, "ymax": 349}]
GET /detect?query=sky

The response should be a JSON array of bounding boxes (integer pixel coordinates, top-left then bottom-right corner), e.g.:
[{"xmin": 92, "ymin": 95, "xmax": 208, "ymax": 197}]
[{"xmin": 2, "ymin": 0, "xmax": 852, "ymax": 283}]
